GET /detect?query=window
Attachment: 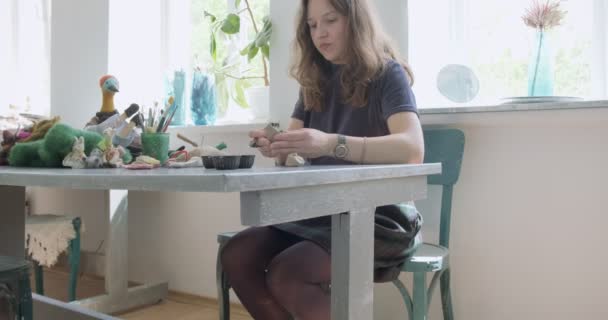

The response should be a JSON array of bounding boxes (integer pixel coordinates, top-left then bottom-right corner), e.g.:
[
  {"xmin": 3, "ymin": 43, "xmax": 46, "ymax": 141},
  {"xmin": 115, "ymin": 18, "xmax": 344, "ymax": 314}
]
[
  {"xmin": 0, "ymin": 0, "xmax": 51, "ymax": 118},
  {"xmin": 408, "ymin": 0, "xmax": 608, "ymax": 108},
  {"xmin": 109, "ymin": 0, "xmax": 270, "ymax": 126}
]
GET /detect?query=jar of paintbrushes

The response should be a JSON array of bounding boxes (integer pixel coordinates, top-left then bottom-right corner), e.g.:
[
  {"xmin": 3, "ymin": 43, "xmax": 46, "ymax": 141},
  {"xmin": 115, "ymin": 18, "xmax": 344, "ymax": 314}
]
[{"xmin": 139, "ymin": 96, "xmax": 179, "ymax": 164}]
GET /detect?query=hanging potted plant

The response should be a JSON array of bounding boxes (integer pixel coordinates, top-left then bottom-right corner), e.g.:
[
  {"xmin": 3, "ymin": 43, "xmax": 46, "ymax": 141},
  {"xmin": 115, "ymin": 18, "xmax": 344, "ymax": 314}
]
[{"xmin": 204, "ymin": 0, "xmax": 271, "ymax": 120}]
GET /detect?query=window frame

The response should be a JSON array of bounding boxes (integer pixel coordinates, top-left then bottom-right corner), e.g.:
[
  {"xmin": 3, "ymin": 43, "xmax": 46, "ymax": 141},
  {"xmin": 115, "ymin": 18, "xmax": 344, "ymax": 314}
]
[
  {"xmin": 407, "ymin": 0, "xmax": 608, "ymax": 107},
  {"xmin": 158, "ymin": 0, "xmax": 268, "ymax": 125}
]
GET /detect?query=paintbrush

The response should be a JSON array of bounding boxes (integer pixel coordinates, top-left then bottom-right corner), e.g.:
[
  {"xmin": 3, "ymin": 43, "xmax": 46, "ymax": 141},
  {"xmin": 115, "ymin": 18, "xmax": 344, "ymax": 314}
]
[
  {"xmin": 161, "ymin": 104, "xmax": 178, "ymax": 132},
  {"xmin": 155, "ymin": 97, "xmax": 175, "ymax": 132}
]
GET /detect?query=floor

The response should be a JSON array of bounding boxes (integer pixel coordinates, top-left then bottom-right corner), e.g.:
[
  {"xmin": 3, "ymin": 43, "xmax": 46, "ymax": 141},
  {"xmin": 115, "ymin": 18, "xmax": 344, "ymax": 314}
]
[{"xmin": 34, "ymin": 268, "xmax": 253, "ymax": 320}]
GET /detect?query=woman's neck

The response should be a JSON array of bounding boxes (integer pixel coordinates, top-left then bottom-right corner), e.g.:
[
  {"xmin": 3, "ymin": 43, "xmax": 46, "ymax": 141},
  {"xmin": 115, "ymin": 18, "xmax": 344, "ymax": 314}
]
[{"xmin": 100, "ymin": 91, "xmax": 115, "ymax": 113}]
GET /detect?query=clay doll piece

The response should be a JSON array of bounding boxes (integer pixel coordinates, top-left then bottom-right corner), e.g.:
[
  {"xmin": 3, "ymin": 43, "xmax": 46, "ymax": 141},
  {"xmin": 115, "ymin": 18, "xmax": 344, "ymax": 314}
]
[
  {"xmin": 112, "ymin": 104, "xmax": 143, "ymax": 147},
  {"xmin": 249, "ymin": 123, "xmax": 281, "ymax": 147},
  {"xmin": 248, "ymin": 123, "xmax": 306, "ymax": 166},
  {"xmin": 285, "ymin": 153, "xmax": 306, "ymax": 167},
  {"xmin": 85, "ymin": 149, "xmax": 104, "ymax": 169},
  {"xmin": 62, "ymin": 136, "xmax": 87, "ymax": 169}
]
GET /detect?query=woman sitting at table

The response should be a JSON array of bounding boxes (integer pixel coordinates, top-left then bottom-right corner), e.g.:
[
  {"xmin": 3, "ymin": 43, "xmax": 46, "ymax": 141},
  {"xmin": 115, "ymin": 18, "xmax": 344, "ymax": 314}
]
[{"xmin": 221, "ymin": 0, "xmax": 424, "ymax": 319}]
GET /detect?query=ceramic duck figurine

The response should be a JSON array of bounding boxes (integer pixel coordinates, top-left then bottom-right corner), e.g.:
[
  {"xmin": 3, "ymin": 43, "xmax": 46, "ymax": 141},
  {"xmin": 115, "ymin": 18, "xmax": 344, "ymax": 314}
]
[
  {"xmin": 85, "ymin": 75, "xmax": 121, "ymax": 127},
  {"xmin": 99, "ymin": 75, "xmax": 120, "ymax": 113}
]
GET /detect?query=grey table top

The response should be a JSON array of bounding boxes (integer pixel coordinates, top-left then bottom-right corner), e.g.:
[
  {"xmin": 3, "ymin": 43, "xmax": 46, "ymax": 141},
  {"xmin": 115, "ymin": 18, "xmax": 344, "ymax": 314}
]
[{"xmin": 0, "ymin": 164, "xmax": 441, "ymax": 192}]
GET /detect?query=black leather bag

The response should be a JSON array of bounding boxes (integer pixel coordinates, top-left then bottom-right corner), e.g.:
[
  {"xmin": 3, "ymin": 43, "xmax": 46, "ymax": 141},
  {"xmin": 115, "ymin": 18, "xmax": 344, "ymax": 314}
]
[{"xmin": 373, "ymin": 203, "xmax": 423, "ymax": 282}]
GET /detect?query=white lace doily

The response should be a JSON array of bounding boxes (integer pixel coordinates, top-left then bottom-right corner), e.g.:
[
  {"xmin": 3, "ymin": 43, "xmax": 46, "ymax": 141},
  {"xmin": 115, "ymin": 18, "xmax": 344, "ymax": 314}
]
[{"xmin": 25, "ymin": 215, "xmax": 85, "ymax": 267}]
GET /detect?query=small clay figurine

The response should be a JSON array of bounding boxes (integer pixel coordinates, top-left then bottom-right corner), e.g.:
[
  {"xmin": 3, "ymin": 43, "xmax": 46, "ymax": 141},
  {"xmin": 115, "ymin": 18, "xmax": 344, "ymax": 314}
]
[
  {"xmin": 249, "ymin": 123, "xmax": 306, "ymax": 166},
  {"xmin": 62, "ymin": 136, "xmax": 87, "ymax": 169},
  {"xmin": 250, "ymin": 123, "xmax": 282, "ymax": 147},
  {"xmin": 85, "ymin": 148, "xmax": 104, "ymax": 169},
  {"xmin": 285, "ymin": 153, "xmax": 306, "ymax": 167}
]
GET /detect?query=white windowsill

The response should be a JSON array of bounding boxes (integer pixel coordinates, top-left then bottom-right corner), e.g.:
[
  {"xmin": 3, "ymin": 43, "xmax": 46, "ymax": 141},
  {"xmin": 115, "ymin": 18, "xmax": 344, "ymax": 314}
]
[
  {"xmin": 420, "ymin": 99, "xmax": 608, "ymax": 114},
  {"xmin": 166, "ymin": 99, "xmax": 608, "ymax": 133},
  {"xmin": 421, "ymin": 99, "xmax": 608, "ymax": 127}
]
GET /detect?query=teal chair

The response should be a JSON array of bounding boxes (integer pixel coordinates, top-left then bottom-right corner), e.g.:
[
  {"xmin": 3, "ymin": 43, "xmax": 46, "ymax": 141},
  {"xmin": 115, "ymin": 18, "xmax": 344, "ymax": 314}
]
[
  {"xmin": 391, "ymin": 128, "xmax": 464, "ymax": 320},
  {"xmin": 216, "ymin": 128, "xmax": 465, "ymax": 320},
  {"xmin": 0, "ymin": 256, "xmax": 33, "ymax": 320},
  {"xmin": 26, "ymin": 216, "xmax": 82, "ymax": 302}
]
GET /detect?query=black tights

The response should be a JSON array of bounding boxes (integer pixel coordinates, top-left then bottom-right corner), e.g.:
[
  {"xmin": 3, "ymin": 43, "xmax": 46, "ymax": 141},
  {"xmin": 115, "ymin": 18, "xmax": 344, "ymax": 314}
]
[{"xmin": 220, "ymin": 227, "xmax": 331, "ymax": 320}]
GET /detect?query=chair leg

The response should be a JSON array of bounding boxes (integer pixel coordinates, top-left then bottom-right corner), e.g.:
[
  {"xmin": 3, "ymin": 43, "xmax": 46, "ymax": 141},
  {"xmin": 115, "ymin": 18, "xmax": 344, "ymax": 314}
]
[
  {"xmin": 412, "ymin": 272, "xmax": 428, "ymax": 320},
  {"xmin": 19, "ymin": 272, "xmax": 33, "ymax": 320},
  {"xmin": 392, "ymin": 278, "xmax": 414, "ymax": 320},
  {"xmin": 67, "ymin": 218, "xmax": 82, "ymax": 302},
  {"xmin": 216, "ymin": 246, "xmax": 230, "ymax": 320},
  {"xmin": 439, "ymin": 268, "xmax": 454, "ymax": 320},
  {"xmin": 33, "ymin": 261, "xmax": 44, "ymax": 296}
]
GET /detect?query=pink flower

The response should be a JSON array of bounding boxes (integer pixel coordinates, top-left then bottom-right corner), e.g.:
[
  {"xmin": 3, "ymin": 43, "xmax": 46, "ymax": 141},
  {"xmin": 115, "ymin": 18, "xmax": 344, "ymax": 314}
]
[{"xmin": 522, "ymin": 0, "xmax": 566, "ymax": 31}]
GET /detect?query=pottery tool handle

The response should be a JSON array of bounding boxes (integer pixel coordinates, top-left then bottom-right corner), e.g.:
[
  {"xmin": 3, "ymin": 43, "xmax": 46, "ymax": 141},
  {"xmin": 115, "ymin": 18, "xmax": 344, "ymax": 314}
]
[{"xmin": 177, "ymin": 133, "xmax": 198, "ymax": 147}]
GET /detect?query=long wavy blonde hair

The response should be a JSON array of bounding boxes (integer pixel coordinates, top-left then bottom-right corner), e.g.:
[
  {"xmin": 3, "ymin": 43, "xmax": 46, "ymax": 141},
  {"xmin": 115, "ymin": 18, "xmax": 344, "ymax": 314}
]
[{"xmin": 290, "ymin": 0, "xmax": 414, "ymax": 111}]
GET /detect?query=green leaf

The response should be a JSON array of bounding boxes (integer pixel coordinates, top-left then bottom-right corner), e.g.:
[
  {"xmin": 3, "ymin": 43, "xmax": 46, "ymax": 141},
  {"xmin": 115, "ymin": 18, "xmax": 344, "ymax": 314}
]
[
  {"xmin": 204, "ymin": 11, "xmax": 217, "ymax": 23},
  {"xmin": 261, "ymin": 16, "xmax": 272, "ymax": 33},
  {"xmin": 221, "ymin": 13, "xmax": 240, "ymax": 34},
  {"xmin": 247, "ymin": 45, "xmax": 259, "ymax": 62},
  {"xmin": 215, "ymin": 74, "xmax": 229, "ymax": 115},
  {"xmin": 234, "ymin": 80, "xmax": 249, "ymax": 108},
  {"xmin": 255, "ymin": 30, "xmax": 271, "ymax": 47},
  {"xmin": 235, "ymin": 0, "xmax": 241, "ymax": 8},
  {"xmin": 254, "ymin": 19, "xmax": 272, "ymax": 47},
  {"xmin": 210, "ymin": 33, "xmax": 217, "ymax": 61},
  {"xmin": 261, "ymin": 44, "xmax": 270, "ymax": 59},
  {"xmin": 240, "ymin": 43, "xmax": 251, "ymax": 56}
]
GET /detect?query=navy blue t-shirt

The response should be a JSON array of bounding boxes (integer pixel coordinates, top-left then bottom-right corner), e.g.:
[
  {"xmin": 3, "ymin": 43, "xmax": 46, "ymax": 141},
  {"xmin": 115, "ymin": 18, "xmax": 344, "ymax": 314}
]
[{"xmin": 291, "ymin": 60, "xmax": 418, "ymax": 164}]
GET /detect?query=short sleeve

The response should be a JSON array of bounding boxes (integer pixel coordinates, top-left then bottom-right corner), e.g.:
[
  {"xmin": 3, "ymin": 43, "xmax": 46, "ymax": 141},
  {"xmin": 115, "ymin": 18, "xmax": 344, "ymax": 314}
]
[
  {"xmin": 380, "ymin": 61, "xmax": 418, "ymax": 120},
  {"xmin": 291, "ymin": 90, "xmax": 307, "ymax": 121}
]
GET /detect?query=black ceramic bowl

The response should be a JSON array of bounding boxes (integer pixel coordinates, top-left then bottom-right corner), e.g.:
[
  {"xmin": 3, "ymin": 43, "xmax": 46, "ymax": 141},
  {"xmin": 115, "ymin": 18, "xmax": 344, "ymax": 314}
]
[
  {"xmin": 201, "ymin": 156, "xmax": 215, "ymax": 169},
  {"xmin": 212, "ymin": 155, "xmax": 241, "ymax": 170},
  {"xmin": 238, "ymin": 155, "xmax": 256, "ymax": 169}
]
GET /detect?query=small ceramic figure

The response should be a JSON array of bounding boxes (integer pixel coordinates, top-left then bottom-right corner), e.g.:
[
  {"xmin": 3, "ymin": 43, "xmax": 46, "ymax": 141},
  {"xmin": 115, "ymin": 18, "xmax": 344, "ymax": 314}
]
[
  {"xmin": 62, "ymin": 136, "xmax": 87, "ymax": 169},
  {"xmin": 85, "ymin": 148, "xmax": 104, "ymax": 169},
  {"xmin": 285, "ymin": 153, "xmax": 306, "ymax": 167}
]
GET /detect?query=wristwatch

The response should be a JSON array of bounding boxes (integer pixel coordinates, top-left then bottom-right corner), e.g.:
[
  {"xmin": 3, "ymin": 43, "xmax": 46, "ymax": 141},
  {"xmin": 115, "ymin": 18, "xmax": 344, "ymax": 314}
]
[{"xmin": 333, "ymin": 134, "xmax": 349, "ymax": 159}]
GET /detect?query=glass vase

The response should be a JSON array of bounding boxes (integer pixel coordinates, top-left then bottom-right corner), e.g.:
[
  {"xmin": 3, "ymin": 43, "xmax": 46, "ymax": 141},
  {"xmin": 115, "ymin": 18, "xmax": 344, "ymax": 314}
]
[
  {"xmin": 527, "ymin": 30, "xmax": 554, "ymax": 97},
  {"xmin": 190, "ymin": 70, "xmax": 217, "ymax": 126},
  {"xmin": 171, "ymin": 70, "xmax": 187, "ymax": 126}
]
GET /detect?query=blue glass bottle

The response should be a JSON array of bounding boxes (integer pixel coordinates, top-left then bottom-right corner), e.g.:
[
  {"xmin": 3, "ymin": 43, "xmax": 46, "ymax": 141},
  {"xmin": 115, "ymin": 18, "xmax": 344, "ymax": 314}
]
[
  {"xmin": 527, "ymin": 30, "xmax": 554, "ymax": 96},
  {"xmin": 170, "ymin": 70, "xmax": 187, "ymax": 126}
]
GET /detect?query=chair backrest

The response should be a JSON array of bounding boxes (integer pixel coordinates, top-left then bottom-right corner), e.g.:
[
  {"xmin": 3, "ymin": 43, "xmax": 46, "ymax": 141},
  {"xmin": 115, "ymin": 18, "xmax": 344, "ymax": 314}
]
[{"xmin": 423, "ymin": 129, "xmax": 465, "ymax": 248}]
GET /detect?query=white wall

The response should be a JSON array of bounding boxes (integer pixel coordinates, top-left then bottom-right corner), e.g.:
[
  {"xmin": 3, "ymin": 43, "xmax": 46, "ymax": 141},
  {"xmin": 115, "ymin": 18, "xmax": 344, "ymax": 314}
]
[
  {"xmin": 34, "ymin": 0, "xmax": 112, "ymax": 257},
  {"xmin": 35, "ymin": 0, "xmax": 608, "ymax": 319},
  {"xmin": 51, "ymin": 0, "xmax": 109, "ymax": 127}
]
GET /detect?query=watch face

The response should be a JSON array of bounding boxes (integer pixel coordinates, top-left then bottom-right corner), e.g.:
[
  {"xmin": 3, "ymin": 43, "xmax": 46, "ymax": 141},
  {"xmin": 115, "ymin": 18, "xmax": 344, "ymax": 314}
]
[{"xmin": 334, "ymin": 144, "xmax": 348, "ymax": 158}]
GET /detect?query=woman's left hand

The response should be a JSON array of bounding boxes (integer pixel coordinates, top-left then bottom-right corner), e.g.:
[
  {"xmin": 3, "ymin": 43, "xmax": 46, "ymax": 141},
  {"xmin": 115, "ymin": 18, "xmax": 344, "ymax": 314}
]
[{"xmin": 270, "ymin": 129, "xmax": 335, "ymax": 159}]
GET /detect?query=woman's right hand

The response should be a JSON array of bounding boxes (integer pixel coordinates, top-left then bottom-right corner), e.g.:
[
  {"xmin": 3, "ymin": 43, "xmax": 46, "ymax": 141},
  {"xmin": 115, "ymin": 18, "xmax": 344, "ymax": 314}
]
[{"xmin": 249, "ymin": 129, "xmax": 273, "ymax": 158}]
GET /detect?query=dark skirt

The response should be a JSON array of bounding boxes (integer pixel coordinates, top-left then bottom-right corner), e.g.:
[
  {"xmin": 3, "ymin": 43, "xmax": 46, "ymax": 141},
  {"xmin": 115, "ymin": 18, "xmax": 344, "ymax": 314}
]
[{"xmin": 272, "ymin": 202, "xmax": 422, "ymax": 283}]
